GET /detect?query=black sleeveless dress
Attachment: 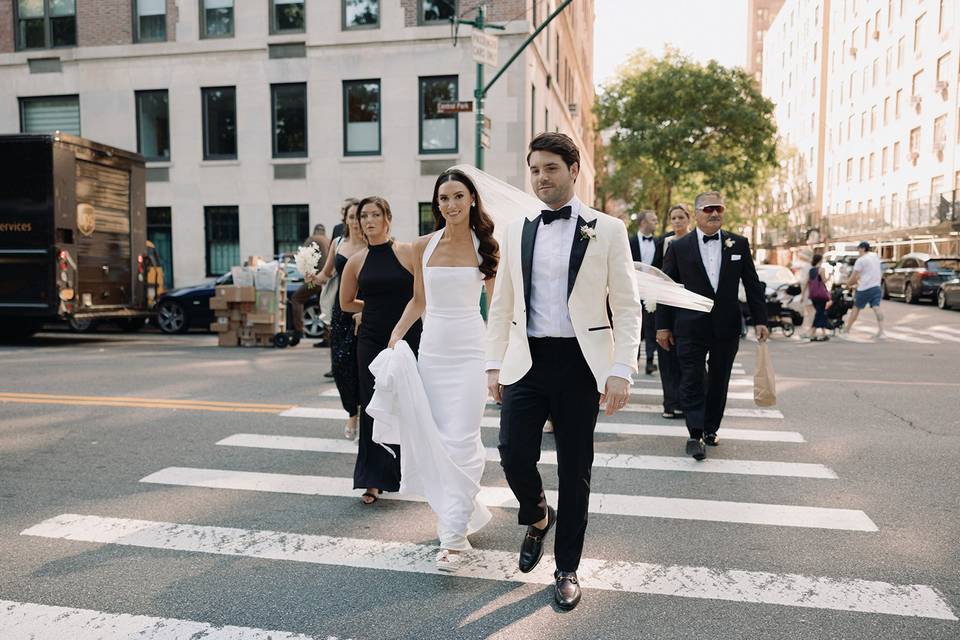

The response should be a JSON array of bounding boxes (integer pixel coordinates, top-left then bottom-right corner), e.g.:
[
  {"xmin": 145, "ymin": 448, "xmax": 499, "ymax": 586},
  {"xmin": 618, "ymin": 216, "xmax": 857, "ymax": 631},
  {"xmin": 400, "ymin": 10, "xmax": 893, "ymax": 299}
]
[
  {"xmin": 354, "ymin": 241, "xmax": 422, "ymax": 492},
  {"xmin": 330, "ymin": 251, "xmax": 359, "ymax": 416}
]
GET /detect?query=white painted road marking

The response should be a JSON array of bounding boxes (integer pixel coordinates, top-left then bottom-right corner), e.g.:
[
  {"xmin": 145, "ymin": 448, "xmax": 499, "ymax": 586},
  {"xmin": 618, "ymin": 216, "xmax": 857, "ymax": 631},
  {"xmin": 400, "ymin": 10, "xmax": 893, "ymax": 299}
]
[
  {"xmin": 0, "ymin": 599, "xmax": 331, "ymax": 640},
  {"xmin": 321, "ymin": 385, "xmax": 757, "ymax": 400},
  {"xmin": 139, "ymin": 467, "xmax": 875, "ymax": 531},
  {"xmin": 280, "ymin": 408, "xmax": 805, "ymax": 442},
  {"xmin": 21, "ymin": 515, "xmax": 953, "ymax": 619},
  {"xmin": 218, "ymin": 434, "xmax": 835, "ymax": 479}
]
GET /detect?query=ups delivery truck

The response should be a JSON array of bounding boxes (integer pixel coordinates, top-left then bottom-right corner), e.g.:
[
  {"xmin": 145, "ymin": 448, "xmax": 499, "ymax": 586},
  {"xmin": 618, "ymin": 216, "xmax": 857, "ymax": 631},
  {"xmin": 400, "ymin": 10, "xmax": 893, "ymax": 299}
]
[{"xmin": 0, "ymin": 133, "xmax": 152, "ymax": 338}]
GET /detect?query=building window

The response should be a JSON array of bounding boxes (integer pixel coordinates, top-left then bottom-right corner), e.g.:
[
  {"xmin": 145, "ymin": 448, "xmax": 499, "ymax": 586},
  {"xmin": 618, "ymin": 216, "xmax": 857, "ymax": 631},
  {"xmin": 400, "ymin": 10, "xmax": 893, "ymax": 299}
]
[
  {"xmin": 846, "ymin": 158, "xmax": 853, "ymax": 181},
  {"xmin": 271, "ymin": 83, "xmax": 307, "ymax": 158},
  {"xmin": 883, "ymin": 96, "xmax": 890, "ymax": 125},
  {"xmin": 895, "ymin": 88, "xmax": 902, "ymax": 118},
  {"xmin": 19, "ymin": 94, "xmax": 80, "ymax": 135},
  {"xmin": 271, "ymin": 0, "xmax": 305, "ymax": 34},
  {"xmin": 419, "ymin": 75, "xmax": 458, "ymax": 154},
  {"xmin": 343, "ymin": 80, "xmax": 381, "ymax": 156},
  {"xmin": 913, "ymin": 13, "xmax": 925, "ymax": 53},
  {"xmin": 939, "ymin": 0, "xmax": 953, "ymax": 33},
  {"xmin": 204, "ymin": 206, "xmax": 240, "ymax": 276},
  {"xmin": 909, "ymin": 127, "xmax": 921, "ymax": 159},
  {"xmin": 136, "ymin": 90, "xmax": 170, "ymax": 162},
  {"xmin": 893, "ymin": 141, "xmax": 901, "ymax": 170},
  {"xmin": 202, "ymin": 87, "xmax": 237, "ymax": 160},
  {"xmin": 933, "ymin": 114, "xmax": 947, "ymax": 146},
  {"xmin": 273, "ymin": 205, "xmax": 309, "ymax": 256},
  {"xmin": 342, "ymin": 0, "xmax": 378, "ymax": 29},
  {"xmin": 418, "ymin": 202, "xmax": 435, "ymax": 236},
  {"xmin": 134, "ymin": 0, "xmax": 166, "ymax": 42},
  {"xmin": 200, "ymin": 0, "xmax": 234, "ymax": 39},
  {"xmin": 936, "ymin": 53, "xmax": 952, "ymax": 84},
  {"xmin": 419, "ymin": 0, "xmax": 455, "ymax": 24},
  {"xmin": 544, "ymin": 107, "xmax": 549, "ymax": 133},
  {"xmin": 869, "ymin": 152, "xmax": 875, "ymax": 178},
  {"xmin": 15, "ymin": 0, "xmax": 76, "ymax": 50},
  {"xmin": 859, "ymin": 157, "xmax": 865, "ymax": 182},
  {"xmin": 882, "ymin": 146, "xmax": 888, "ymax": 174},
  {"xmin": 147, "ymin": 207, "xmax": 174, "ymax": 289},
  {"xmin": 532, "ymin": 0, "xmax": 539, "ymax": 25},
  {"xmin": 897, "ymin": 36, "xmax": 904, "ymax": 68}
]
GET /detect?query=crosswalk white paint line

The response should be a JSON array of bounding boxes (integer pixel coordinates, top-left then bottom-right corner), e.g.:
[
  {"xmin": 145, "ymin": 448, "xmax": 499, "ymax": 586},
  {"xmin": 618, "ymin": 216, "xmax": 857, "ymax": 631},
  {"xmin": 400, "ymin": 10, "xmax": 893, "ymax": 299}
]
[
  {"xmin": 633, "ymin": 376, "xmax": 753, "ymax": 387},
  {"xmin": 0, "ymin": 599, "xmax": 330, "ymax": 640},
  {"xmin": 21, "ymin": 515, "xmax": 953, "ymax": 619},
  {"xmin": 481, "ymin": 402, "xmax": 783, "ymax": 419},
  {"xmin": 897, "ymin": 326, "xmax": 960, "ymax": 344},
  {"xmin": 139, "ymin": 467, "xmax": 875, "ymax": 531},
  {"xmin": 321, "ymin": 387, "xmax": 758, "ymax": 400},
  {"xmin": 280, "ymin": 408, "xmax": 805, "ymax": 442},
  {"xmin": 218, "ymin": 434, "xmax": 836, "ymax": 479},
  {"xmin": 851, "ymin": 326, "xmax": 937, "ymax": 344}
]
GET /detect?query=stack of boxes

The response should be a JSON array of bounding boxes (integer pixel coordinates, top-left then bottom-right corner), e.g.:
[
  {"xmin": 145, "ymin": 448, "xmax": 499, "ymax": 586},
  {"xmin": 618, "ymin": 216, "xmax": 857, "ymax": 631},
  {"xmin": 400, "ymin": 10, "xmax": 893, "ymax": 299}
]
[{"xmin": 209, "ymin": 258, "xmax": 287, "ymax": 347}]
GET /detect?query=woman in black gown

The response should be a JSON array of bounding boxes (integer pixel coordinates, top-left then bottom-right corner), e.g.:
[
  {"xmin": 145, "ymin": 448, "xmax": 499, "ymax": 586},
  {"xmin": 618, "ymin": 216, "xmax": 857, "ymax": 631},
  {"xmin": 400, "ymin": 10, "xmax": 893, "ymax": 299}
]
[
  {"xmin": 339, "ymin": 196, "xmax": 422, "ymax": 504},
  {"xmin": 317, "ymin": 200, "xmax": 365, "ymax": 439}
]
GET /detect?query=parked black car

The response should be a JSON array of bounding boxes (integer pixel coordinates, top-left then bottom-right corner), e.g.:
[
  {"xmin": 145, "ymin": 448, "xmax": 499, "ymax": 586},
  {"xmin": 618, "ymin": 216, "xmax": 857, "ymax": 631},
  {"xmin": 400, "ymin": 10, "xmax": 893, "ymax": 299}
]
[
  {"xmin": 881, "ymin": 253, "xmax": 960, "ymax": 304},
  {"xmin": 154, "ymin": 264, "xmax": 322, "ymax": 335},
  {"xmin": 937, "ymin": 277, "xmax": 960, "ymax": 310}
]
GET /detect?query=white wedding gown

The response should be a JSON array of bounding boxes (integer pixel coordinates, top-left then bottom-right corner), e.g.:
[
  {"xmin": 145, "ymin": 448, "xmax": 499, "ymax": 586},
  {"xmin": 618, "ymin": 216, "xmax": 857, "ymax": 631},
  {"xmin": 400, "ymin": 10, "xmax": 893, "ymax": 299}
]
[{"xmin": 417, "ymin": 227, "xmax": 491, "ymax": 550}]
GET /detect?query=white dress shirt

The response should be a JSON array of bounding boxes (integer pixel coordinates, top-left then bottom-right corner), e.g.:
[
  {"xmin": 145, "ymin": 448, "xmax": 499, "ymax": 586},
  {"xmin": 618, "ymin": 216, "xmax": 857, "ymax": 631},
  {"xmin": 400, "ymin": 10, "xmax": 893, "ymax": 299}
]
[
  {"xmin": 637, "ymin": 234, "xmax": 656, "ymax": 265},
  {"xmin": 696, "ymin": 227, "xmax": 722, "ymax": 292},
  {"xmin": 528, "ymin": 196, "xmax": 579, "ymax": 338}
]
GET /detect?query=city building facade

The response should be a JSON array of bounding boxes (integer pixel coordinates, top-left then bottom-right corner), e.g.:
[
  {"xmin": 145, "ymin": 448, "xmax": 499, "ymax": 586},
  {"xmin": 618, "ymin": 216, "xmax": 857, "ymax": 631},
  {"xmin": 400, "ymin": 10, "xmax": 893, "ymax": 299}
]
[
  {"xmin": 762, "ymin": 0, "xmax": 960, "ymax": 257},
  {"xmin": 0, "ymin": 0, "xmax": 597, "ymax": 287},
  {"xmin": 747, "ymin": 0, "xmax": 787, "ymax": 84}
]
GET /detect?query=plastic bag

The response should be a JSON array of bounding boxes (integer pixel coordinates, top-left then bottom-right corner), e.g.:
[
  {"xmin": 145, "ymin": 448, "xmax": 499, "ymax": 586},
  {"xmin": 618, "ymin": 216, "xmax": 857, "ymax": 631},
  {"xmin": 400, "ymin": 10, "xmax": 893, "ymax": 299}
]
[{"xmin": 753, "ymin": 342, "xmax": 777, "ymax": 407}]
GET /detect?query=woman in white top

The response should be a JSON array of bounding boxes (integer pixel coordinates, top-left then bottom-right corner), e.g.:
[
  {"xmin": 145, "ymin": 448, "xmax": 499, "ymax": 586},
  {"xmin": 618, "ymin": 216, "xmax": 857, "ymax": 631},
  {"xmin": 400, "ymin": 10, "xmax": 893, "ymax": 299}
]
[{"xmin": 388, "ymin": 169, "xmax": 499, "ymax": 571}]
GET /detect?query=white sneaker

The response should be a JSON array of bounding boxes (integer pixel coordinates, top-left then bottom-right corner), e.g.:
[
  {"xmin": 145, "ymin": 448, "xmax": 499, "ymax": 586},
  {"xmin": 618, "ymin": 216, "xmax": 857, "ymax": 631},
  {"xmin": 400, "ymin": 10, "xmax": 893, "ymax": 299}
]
[
  {"xmin": 435, "ymin": 549, "xmax": 463, "ymax": 573},
  {"xmin": 543, "ymin": 420, "xmax": 554, "ymax": 433}
]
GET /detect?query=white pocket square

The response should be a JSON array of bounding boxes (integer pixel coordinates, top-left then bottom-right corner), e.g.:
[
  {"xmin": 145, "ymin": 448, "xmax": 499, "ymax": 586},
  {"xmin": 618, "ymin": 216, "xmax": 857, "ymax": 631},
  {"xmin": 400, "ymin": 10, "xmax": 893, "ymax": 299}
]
[{"xmin": 731, "ymin": 254, "xmax": 742, "ymax": 261}]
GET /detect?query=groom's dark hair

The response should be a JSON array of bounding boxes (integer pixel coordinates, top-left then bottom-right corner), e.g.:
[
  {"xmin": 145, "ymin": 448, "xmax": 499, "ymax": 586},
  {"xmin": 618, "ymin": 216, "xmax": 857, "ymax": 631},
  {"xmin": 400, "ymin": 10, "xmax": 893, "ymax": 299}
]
[{"xmin": 527, "ymin": 132, "xmax": 580, "ymax": 170}]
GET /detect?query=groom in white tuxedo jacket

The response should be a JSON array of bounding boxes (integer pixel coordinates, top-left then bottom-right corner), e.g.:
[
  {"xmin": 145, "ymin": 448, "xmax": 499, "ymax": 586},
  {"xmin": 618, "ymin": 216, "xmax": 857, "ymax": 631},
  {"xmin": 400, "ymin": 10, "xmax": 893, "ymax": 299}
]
[{"xmin": 485, "ymin": 133, "xmax": 642, "ymax": 610}]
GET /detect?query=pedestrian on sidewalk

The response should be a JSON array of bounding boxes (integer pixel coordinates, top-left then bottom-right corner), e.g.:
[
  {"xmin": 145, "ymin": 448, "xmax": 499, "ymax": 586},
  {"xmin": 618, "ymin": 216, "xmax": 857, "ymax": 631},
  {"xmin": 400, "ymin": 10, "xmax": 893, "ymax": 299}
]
[
  {"xmin": 656, "ymin": 191, "xmax": 769, "ymax": 460},
  {"xmin": 804, "ymin": 254, "xmax": 832, "ymax": 341},
  {"xmin": 316, "ymin": 200, "xmax": 364, "ymax": 439},
  {"xmin": 629, "ymin": 210, "xmax": 664, "ymax": 375},
  {"xmin": 844, "ymin": 241, "xmax": 886, "ymax": 339},
  {"xmin": 794, "ymin": 248, "xmax": 815, "ymax": 338},
  {"xmin": 658, "ymin": 204, "xmax": 691, "ymax": 418},
  {"xmin": 340, "ymin": 196, "xmax": 422, "ymax": 505},
  {"xmin": 289, "ymin": 223, "xmax": 330, "ymax": 344}
]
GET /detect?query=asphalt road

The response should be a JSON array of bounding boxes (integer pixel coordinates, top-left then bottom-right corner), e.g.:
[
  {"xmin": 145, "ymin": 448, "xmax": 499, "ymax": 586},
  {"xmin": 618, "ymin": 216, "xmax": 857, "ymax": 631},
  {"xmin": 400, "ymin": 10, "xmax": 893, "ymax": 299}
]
[{"xmin": 1, "ymin": 299, "xmax": 959, "ymax": 639}]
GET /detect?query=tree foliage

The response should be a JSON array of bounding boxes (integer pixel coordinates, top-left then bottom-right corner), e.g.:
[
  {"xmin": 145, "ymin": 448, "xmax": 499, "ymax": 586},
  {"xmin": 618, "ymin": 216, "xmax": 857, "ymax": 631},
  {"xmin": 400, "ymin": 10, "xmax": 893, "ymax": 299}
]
[{"xmin": 596, "ymin": 50, "xmax": 778, "ymax": 232}]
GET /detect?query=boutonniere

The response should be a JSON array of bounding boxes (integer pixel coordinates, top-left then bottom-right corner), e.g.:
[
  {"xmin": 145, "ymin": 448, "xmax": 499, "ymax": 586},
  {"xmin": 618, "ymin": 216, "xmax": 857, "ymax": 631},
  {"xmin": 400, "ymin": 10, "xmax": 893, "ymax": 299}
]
[
  {"xmin": 580, "ymin": 224, "xmax": 596, "ymax": 241},
  {"xmin": 724, "ymin": 237, "xmax": 735, "ymax": 249}
]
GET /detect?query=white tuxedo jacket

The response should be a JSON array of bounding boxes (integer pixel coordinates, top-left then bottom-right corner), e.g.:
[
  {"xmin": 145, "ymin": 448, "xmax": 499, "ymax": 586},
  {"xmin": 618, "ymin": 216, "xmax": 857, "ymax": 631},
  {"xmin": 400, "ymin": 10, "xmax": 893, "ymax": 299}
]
[{"xmin": 485, "ymin": 205, "xmax": 643, "ymax": 393}]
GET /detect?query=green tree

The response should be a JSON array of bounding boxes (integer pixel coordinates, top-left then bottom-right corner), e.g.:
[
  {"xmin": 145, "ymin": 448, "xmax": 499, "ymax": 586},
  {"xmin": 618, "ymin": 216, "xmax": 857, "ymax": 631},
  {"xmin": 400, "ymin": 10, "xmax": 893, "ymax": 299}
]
[{"xmin": 596, "ymin": 50, "xmax": 778, "ymax": 234}]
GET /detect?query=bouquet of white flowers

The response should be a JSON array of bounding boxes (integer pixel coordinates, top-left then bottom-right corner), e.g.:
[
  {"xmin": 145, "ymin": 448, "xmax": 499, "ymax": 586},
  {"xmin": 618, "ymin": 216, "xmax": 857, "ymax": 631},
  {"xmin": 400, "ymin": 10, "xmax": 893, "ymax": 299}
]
[{"xmin": 294, "ymin": 243, "xmax": 322, "ymax": 288}]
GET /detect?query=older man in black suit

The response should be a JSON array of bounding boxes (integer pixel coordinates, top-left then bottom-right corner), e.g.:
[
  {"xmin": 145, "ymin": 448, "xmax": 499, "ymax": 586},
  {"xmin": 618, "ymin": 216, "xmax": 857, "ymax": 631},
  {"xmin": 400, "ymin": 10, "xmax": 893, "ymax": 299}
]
[{"xmin": 655, "ymin": 192, "xmax": 768, "ymax": 460}]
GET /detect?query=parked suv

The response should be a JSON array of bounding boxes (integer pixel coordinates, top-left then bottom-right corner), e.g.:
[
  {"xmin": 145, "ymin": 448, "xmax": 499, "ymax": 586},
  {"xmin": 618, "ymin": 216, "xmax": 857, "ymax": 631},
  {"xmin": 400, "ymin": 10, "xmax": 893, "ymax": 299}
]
[{"xmin": 881, "ymin": 253, "xmax": 960, "ymax": 303}]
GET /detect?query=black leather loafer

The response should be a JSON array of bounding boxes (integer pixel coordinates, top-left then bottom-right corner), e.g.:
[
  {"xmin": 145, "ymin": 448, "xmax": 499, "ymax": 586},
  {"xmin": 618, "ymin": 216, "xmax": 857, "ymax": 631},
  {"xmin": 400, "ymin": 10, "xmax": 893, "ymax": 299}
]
[
  {"xmin": 704, "ymin": 432, "xmax": 719, "ymax": 446},
  {"xmin": 685, "ymin": 437, "xmax": 706, "ymax": 460},
  {"xmin": 519, "ymin": 505, "xmax": 556, "ymax": 573},
  {"xmin": 554, "ymin": 570, "xmax": 582, "ymax": 610}
]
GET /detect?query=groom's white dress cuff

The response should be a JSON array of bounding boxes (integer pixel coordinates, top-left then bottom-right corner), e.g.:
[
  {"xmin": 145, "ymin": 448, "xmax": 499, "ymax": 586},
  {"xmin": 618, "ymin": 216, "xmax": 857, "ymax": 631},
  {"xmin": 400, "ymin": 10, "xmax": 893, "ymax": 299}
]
[{"xmin": 485, "ymin": 360, "xmax": 501, "ymax": 372}]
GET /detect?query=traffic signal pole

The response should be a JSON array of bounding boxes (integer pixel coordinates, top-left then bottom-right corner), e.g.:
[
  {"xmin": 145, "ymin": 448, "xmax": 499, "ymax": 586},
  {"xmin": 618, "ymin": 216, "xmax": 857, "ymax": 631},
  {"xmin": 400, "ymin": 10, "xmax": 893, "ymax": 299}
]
[{"xmin": 455, "ymin": 0, "xmax": 574, "ymax": 170}]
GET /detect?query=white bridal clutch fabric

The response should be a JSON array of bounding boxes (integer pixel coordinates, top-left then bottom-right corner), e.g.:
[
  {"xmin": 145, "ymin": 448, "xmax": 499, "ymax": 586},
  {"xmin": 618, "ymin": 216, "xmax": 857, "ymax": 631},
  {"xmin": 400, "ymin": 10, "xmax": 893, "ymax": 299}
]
[{"xmin": 366, "ymin": 341, "xmax": 492, "ymax": 540}]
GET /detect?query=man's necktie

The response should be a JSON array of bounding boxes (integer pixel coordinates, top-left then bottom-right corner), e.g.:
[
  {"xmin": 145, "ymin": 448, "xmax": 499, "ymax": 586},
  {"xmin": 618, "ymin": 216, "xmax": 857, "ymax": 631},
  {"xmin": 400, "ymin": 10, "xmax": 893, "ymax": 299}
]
[
  {"xmin": 702, "ymin": 233, "xmax": 720, "ymax": 243},
  {"xmin": 541, "ymin": 206, "xmax": 572, "ymax": 225}
]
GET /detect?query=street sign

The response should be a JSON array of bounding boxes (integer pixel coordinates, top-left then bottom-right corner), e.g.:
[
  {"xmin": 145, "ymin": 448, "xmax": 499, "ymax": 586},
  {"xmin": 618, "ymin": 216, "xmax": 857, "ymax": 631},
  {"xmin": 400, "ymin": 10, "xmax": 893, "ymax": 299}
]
[
  {"xmin": 437, "ymin": 100, "xmax": 473, "ymax": 114},
  {"xmin": 480, "ymin": 130, "xmax": 491, "ymax": 150},
  {"xmin": 472, "ymin": 31, "xmax": 499, "ymax": 67}
]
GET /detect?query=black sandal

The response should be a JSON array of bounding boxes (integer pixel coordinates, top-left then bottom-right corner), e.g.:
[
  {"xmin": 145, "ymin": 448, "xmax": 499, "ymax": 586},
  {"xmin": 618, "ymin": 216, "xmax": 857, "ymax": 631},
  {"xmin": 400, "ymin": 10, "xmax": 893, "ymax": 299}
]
[{"xmin": 361, "ymin": 491, "xmax": 379, "ymax": 505}]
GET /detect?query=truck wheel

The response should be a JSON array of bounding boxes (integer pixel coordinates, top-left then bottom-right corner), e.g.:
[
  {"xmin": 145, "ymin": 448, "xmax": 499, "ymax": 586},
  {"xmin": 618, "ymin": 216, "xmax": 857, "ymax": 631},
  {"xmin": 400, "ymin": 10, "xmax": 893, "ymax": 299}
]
[
  {"xmin": 156, "ymin": 300, "xmax": 189, "ymax": 334},
  {"xmin": 118, "ymin": 318, "xmax": 146, "ymax": 332}
]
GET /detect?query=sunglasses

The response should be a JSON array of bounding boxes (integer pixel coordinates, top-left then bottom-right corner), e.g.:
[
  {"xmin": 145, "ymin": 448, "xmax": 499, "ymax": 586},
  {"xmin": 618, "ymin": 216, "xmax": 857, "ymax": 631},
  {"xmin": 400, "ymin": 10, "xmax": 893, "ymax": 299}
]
[{"xmin": 701, "ymin": 205, "xmax": 724, "ymax": 213}]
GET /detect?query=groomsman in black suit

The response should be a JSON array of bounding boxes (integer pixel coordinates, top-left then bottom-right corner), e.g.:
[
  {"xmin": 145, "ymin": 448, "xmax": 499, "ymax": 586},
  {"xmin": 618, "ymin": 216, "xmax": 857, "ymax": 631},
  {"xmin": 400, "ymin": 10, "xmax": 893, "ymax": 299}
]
[
  {"xmin": 655, "ymin": 192, "xmax": 768, "ymax": 460},
  {"xmin": 629, "ymin": 211, "xmax": 664, "ymax": 375}
]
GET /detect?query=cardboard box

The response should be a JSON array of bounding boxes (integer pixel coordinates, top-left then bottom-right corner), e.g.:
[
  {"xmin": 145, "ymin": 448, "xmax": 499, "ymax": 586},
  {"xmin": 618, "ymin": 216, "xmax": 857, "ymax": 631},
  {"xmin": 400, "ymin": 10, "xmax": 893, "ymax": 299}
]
[
  {"xmin": 245, "ymin": 313, "xmax": 275, "ymax": 326},
  {"xmin": 249, "ymin": 323, "xmax": 276, "ymax": 335},
  {"xmin": 218, "ymin": 330, "xmax": 238, "ymax": 347},
  {"xmin": 215, "ymin": 285, "xmax": 256, "ymax": 303},
  {"xmin": 254, "ymin": 290, "xmax": 278, "ymax": 314},
  {"xmin": 209, "ymin": 296, "xmax": 229, "ymax": 310}
]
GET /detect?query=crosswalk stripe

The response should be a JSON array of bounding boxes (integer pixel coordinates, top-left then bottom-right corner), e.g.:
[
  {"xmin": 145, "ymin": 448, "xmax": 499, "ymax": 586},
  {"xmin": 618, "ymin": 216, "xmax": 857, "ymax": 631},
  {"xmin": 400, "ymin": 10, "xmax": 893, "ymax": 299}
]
[
  {"xmin": 851, "ymin": 326, "xmax": 936, "ymax": 344},
  {"xmin": 139, "ymin": 467, "xmax": 875, "ymax": 531},
  {"xmin": 897, "ymin": 327, "xmax": 960, "ymax": 344},
  {"xmin": 217, "ymin": 434, "xmax": 836, "ymax": 479},
  {"xmin": 279, "ymin": 408, "xmax": 805, "ymax": 442},
  {"xmin": 479, "ymin": 402, "xmax": 783, "ymax": 419},
  {"xmin": 21, "ymin": 514, "xmax": 952, "ymax": 619},
  {"xmin": 632, "ymin": 376, "xmax": 753, "ymax": 387},
  {"xmin": 319, "ymin": 387, "xmax": 758, "ymax": 401},
  {"xmin": 0, "ymin": 599, "xmax": 327, "ymax": 639}
]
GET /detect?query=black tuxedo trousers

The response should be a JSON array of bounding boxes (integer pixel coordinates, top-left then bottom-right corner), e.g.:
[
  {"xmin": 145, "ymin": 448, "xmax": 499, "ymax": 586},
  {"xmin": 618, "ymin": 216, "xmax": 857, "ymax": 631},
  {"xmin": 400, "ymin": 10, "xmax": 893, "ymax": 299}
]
[
  {"xmin": 498, "ymin": 337, "xmax": 600, "ymax": 572},
  {"xmin": 675, "ymin": 333, "xmax": 740, "ymax": 438}
]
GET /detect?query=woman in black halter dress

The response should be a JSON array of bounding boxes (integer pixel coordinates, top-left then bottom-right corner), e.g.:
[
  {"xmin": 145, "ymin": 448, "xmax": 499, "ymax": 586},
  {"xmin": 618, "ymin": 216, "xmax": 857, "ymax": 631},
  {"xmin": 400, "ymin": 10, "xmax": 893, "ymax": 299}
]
[{"xmin": 340, "ymin": 196, "xmax": 421, "ymax": 503}]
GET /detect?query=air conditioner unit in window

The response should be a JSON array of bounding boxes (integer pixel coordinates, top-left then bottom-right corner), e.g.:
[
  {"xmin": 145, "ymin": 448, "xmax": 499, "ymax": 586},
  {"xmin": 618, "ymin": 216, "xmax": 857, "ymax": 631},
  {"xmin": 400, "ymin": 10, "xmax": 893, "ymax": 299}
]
[
  {"xmin": 935, "ymin": 80, "xmax": 949, "ymax": 92},
  {"xmin": 933, "ymin": 140, "xmax": 946, "ymax": 153},
  {"xmin": 910, "ymin": 94, "xmax": 923, "ymax": 107},
  {"xmin": 567, "ymin": 103, "xmax": 579, "ymax": 116},
  {"xmin": 909, "ymin": 151, "xmax": 919, "ymax": 163},
  {"xmin": 849, "ymin": 46, "xmax": 858, "ymax": 57},
  {"xmin": 873, "ymin": 30, "xmax": 880, "ymax": 41}
]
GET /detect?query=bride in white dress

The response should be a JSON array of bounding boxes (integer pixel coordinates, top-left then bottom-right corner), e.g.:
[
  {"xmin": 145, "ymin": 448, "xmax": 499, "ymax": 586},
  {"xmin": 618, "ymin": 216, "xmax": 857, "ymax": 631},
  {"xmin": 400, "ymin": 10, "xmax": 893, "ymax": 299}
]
[{"xmin": 387, "ymin": 169, "xmax": 499, "ymax": 571}]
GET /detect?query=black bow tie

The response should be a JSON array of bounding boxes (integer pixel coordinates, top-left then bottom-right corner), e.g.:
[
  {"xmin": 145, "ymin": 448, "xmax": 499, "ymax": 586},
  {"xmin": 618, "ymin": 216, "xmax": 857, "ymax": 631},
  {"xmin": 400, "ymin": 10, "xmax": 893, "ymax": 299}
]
[
  {"xmin": 702, "ymin": 233, "xmax": 720, "ymax": 244},
  {"xmin": 541, "ymin": 206, "xmax": 572, "ymax": 225},
  {"xmin": 642, "ymin": 235, "xmax": 654, "ymax": 242}
]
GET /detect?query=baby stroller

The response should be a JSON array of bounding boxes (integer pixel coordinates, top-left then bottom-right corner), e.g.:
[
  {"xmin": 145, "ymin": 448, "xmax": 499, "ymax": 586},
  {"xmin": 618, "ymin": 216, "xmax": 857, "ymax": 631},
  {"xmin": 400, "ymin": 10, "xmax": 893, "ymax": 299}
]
[
  {"xmin": 827, "ymin": 287, "xmax": 851, "ymax": 332},
  {"xmin": 763, "ymin": 285, "xmax": 797, "ymax": 337}
]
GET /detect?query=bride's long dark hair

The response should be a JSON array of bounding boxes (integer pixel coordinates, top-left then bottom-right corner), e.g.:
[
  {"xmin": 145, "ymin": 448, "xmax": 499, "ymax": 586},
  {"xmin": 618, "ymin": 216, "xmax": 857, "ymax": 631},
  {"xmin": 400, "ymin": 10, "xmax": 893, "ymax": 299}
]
[{"xmin": 431, "ymin": 169, "xmax": 499, "ymax": 279}]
